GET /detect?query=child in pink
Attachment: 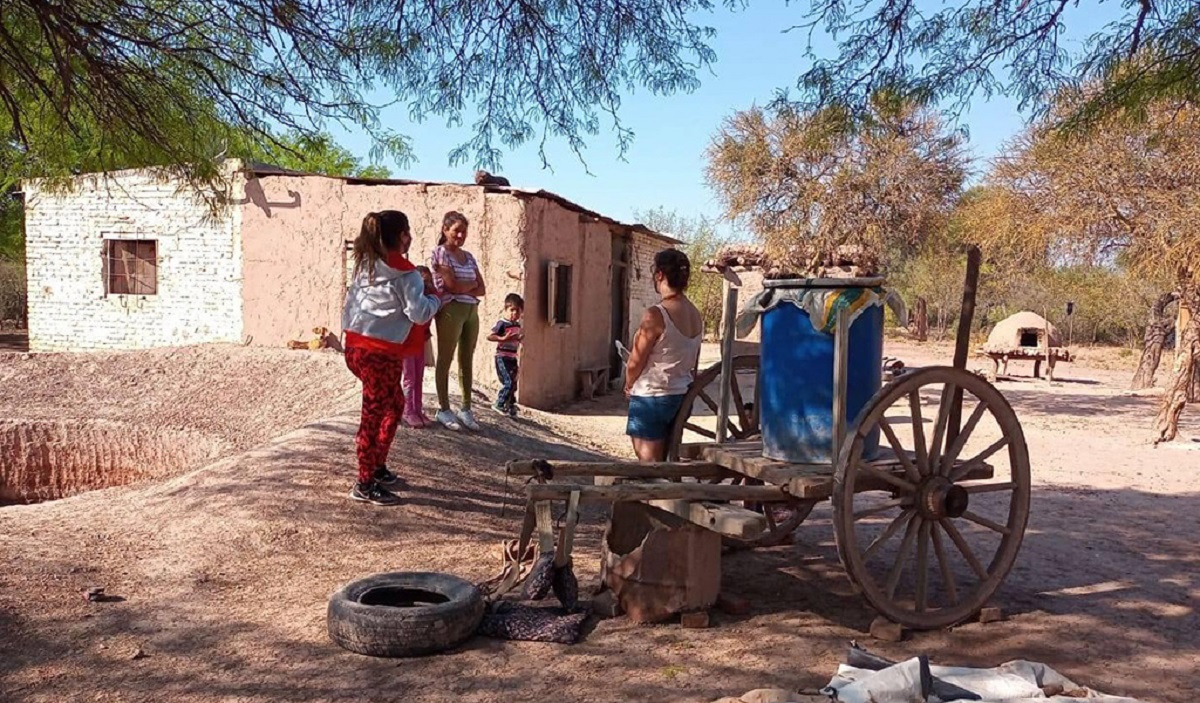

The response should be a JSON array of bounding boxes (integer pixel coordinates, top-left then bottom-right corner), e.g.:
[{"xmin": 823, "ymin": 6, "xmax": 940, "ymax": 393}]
[{"xmin": 401, "ymin": 265, "xmax": 436, "ymax": 428}]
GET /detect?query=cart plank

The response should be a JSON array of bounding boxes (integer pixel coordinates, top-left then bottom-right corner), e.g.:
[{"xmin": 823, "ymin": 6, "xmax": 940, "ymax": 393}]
[
  {"xmin": 506, "ymin": 459, "xmax": 732, "ymax": 481},
  {"xmin": 647, "ymin": 499, "xmax": 767, "ymax": 540},
  {"xmin": 526, "ymin": 481, "xmax": 788, "ymax": 503},
  {"xmin": 694, "ymin": 441, "xmax": 994, "ymax": 500}
]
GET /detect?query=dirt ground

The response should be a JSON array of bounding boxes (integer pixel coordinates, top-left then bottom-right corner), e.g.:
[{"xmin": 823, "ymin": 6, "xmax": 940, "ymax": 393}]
[{"xmin": 0, "ymin": 341, "xmax": 1197, "ymax": 703}]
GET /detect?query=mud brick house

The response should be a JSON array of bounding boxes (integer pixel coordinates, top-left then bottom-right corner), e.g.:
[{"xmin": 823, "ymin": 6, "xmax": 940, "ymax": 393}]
[{"xmin": 22, "ymin": 160, "xmax": 678, "ymax": 409}]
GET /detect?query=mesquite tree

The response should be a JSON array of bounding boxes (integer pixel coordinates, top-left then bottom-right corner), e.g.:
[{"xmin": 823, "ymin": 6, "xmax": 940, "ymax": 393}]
[
  {"xmin": 705, "ymin": 97, "xmax": 967, "ymax": 273},
  {"xmin": 0, "ymin": 0, "xmax": 720, "ymax": 190},
  {"xmin": 976, "ymin": 99, "xmax": 1200, "ymax": 442},
  {"xmin": 1131, "ymin": 292, "xmax": 1179, "ymax": 390},
  {"xmin": 788, "ymin": 0, "xmax": 1200, "ymax": 135}
]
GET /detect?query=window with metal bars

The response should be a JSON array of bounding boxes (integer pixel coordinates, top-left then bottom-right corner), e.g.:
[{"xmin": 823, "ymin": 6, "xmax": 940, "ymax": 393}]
[{"xmin": 103, "ymin": 239, "xmax": 157, "ymax": 296}]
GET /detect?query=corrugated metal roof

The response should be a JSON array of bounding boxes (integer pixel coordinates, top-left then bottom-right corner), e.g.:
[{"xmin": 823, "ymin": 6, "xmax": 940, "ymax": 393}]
[{"xmin": 243, "ymin": 162, "xmax": 681, "ymax": 244}]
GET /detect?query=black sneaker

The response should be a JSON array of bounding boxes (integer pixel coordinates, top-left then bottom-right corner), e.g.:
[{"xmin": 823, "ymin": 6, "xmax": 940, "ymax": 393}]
[
  {"xmin": 506, "ymin": 404, "xmax": 518, "ymax": 418},
  {"xmin": 373, "ymin": 466, "xmax": 401, "ymax": 486},
  {"xmin": 349, "ymin": 481, "xmax": 400, "ymax": 506}
]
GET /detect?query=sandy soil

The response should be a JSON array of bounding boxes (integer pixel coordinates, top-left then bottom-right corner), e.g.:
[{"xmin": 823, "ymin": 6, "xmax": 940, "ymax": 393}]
[{"xmin": 1, "ymin": 341, "xmax": 1198, "ymax": 703}]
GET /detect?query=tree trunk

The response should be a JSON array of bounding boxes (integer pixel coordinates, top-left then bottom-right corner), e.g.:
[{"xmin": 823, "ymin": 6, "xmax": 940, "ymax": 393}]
[
  {"xmin": 1155, "ymin": 283, "xmax": 1200, "ymax": 444},
  {"xmin": 914, "ymin": 296, "xmax": 929, "ymax": 342},
  {"xmin": 1131, "ymin": 291, "xmax": 1179, "ymax": 390}
]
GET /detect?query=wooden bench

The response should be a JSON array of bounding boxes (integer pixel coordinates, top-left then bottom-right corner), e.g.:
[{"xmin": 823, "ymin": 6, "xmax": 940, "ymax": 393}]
[{"xmin": 577, "ymin": 365, "xmax": 611, "ymax": 400}]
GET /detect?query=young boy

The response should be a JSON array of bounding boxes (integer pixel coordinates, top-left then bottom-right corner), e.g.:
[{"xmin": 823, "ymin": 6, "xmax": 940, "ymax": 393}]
[{"xmin": 488, "ymin": 293, "xmax": 524, "ymax": 416}]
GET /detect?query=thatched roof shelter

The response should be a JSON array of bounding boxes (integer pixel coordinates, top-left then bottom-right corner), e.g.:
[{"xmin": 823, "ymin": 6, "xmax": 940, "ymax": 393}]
[{"xmin": 984, "ymin": 311, "xmax": 1063, "ymax": 352}]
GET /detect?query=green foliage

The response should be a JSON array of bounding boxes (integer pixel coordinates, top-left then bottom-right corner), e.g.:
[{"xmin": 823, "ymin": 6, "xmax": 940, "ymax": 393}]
[
  {"xmin": 892, "ymin": 249, "xmax": 1161, "ymax": 347},
  {"xmin": 2, "ymin": 0, "xmax": 719, "ymax": 181},
  {"xmin": 0, "ymin": 260, "xmax": 25, "ymax": 324},
  {"xmin": 635, "ymin": 207, "xmax": 738, "ymax": 337},
  {"xmin": 790, "ymin": 0, "xmax": 1200, "ymax": 136},
  {"xmin": 0, "ymin": 197, "xmax": 21, "ymax": 262}
]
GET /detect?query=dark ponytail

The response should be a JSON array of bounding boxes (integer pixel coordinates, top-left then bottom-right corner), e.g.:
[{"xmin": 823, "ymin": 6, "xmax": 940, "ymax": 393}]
[
  {"xmin": 653, "ymin": 249, "xmax": 691, "ymax": 290},
  {"xmin": 437, "ymin": 210, "xmax": 469, "ymax": 246},
  {"xmin": 352, "ymin": 210, "xmax": 410, "ymax": 277}
]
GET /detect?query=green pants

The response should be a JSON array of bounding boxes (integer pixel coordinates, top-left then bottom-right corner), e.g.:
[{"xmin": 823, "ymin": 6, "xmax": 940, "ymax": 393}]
[{"xmin": 434, "ymin": 301, "xmax": 480, "ymax": 411}]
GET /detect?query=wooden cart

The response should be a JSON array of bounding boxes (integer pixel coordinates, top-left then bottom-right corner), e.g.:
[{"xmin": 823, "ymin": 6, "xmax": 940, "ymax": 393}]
[{"xmin": 502, "ymin": 249, "xmax": 1031, "ymax": 630}]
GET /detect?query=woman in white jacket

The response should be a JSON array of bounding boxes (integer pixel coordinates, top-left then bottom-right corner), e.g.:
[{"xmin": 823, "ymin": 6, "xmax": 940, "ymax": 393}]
[{"xmin": 342, "ymin": 211, "xmax": 441, "ymax": 505}]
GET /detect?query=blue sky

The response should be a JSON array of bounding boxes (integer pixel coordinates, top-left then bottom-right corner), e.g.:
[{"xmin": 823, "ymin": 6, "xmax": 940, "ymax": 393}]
[{"xmin": 335, "ymin": 1, "xmax": 1125, "ymax": 236}]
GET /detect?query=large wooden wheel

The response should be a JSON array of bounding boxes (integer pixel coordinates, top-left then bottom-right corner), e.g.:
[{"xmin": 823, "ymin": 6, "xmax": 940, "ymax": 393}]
[
  {"xmin": 668, "ymin": 355, "xmax": 817, "ymax": 548},
  {"xmin": 833, "ymin": 366, "xmax": 1031, "ymax": 629},
  {"xmin": 665, "ymin": 355, "xmax": 761, "ymax": 461}
]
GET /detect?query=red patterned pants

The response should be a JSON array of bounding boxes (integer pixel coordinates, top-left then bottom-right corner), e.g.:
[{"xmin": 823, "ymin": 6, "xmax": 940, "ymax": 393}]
[{"xmin": 345, "ymin": 346, "xmax": 406, "ymax": 483}]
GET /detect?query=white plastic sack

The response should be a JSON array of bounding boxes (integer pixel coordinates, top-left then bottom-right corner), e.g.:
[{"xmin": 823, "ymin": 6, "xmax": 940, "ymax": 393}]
[{"xmin": 823, "ymin": 659, "xmax": 1143, "ymax": 703}]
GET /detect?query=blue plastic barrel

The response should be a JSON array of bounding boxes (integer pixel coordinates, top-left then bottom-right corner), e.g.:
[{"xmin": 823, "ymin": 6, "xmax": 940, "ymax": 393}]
[{"xmin": 759, "ymin": 280, "xmax": 884, "ymax": 464}]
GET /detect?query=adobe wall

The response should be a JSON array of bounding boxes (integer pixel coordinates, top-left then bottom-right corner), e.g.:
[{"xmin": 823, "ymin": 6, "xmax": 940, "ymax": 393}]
[
  {"xmin": 239, "ymin": 177, "xmax": 526, "ymax": 403},
  {"xmin": 518, "ymin": 198, "xmax": 613, "ymax": 409},
  {"xmin": 23, "ymin": 168, "xmax": 244, "ymax": 351}
]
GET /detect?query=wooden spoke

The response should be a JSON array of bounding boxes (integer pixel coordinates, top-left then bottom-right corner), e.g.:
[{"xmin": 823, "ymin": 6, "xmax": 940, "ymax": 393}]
[
  {"xmin": 752, "ymin": 367, "xmax": 762, "ymax": 429},
  {"xmin": 928, "ymin": 383, "xmax": 955, "ymax": 474},
  {"xmin": 879, "ymin": 420, "xmax": 922, "ymax": 484},
  {"xmin": 730, "ymin": 373, "xmax": 751, "ymax": 433},
  {"xmin": 853, "ymin": 497, "xmax": 909, "ymax": 520},
  {"xmin": 939, "ymin": 401, "xmax": 989, "ymax": 474},
  {"xmin": 962, "ymin": 510, "xmax": 1012, "ymax": 536},
  {"xmin": 908, "ymin": 390, "xmax": 930, "ymax": 475},
  {"xmin": 940, "ymin": 518, "xmax": 988, "ymax": 580},
  {"xmin": 962, "ymin": 481, "xmax": 1016, "ymax": 494},
  {"xmin": 950, "ymin": 436, "xmax": 1010, "ymax": 482},
  {"xmin": 858, "ymin": 463, "xmax": 916, "ymax": 493},
  {"xmin": 915, "ymin": 519, "xmax": 931, "ymax": 612},
  {"xmin": 697, "ymin": 390, "xmax": 719, "ymax": 415},
  {"xmin": 864, "ymin": 509, "xmax": 915, "ymax": 561},
  {"xmin": 885, "ymin": 515, "xmax": 922, "ymax": 599},
  {"xmin": 930, "ymin": 521, "xmax": 958, "ymax": 606},
  {"xmin": 683, "ymin": 422, "xmax": 716, "ymax": 440}
]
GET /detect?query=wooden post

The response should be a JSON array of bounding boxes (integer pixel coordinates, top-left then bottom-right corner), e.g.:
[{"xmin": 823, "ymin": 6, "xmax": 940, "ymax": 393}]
[
  {"xmin": 832, "ymin": 305, "xmax": 851, "ymax": 461},
  {"xmin": 716, "ymin": 281, "xmax": 739, "ymax": 444},
  {"xmin": 947, "ymin": 246, "xmax": 982, "ymax": 447}
]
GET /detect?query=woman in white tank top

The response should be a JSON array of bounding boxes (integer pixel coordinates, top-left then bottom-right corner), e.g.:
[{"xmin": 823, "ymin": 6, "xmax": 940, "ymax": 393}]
[{"xmin": 623, "ymin": 249, "xmax": 704, "ymax": 461}]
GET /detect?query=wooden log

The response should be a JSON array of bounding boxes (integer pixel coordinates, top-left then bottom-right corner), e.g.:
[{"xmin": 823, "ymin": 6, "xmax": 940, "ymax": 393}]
[
  {"xmin": 646, "ymin": 499, "xmax": 767, "ymax": 540},
  {"xmin": 948, "ymin": 245, "xmax": 981, "ymax": 447},
  {"xmin": 527, "ymin": 482, "xmax": 790, "ymax": 504},
  {"xmin": 716, "ymin": 282, "xmax": 739, "ymax": 443},
  {"xmin": 506, "ymin": 459, "xmax": 732, "ymax": 481}
]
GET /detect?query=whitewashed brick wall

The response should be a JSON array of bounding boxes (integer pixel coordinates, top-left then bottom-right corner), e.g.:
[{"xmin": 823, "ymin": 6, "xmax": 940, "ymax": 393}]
[
  {"xmin": 627, "ymin": 231, "xmax": 675, "ymax": 343},
  {"xmin": 24, "ymin": 168, "xmax": 244, "ymax": 351}
]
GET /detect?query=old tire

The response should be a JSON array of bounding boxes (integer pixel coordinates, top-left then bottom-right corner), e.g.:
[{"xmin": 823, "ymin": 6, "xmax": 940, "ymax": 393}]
[{"xmin": 327, "ymin": 572, "xmax": 484, "ymax": 657}]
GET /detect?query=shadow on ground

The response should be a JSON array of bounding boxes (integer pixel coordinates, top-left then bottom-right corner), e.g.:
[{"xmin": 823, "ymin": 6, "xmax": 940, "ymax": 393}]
[{"xmin": 0, "ymin": 399, "xmax": 1196, "ymax": 702}]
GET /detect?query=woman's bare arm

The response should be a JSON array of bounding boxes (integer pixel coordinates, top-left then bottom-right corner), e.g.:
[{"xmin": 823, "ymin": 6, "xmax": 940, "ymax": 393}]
[{"xmin": 624, "ymin": 307, "xmax": 665, "ymax": 395}]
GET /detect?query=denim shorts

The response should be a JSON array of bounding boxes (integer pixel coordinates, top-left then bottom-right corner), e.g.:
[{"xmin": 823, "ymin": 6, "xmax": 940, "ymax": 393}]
[{"xmin": 626, "ymin": 394, "xmax": 686, "ymax": 441}]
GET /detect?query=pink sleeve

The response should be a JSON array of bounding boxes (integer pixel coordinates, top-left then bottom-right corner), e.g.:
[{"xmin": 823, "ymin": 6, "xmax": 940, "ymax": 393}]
[{"xmin": 430, "ymin": 246, "xmax": 445, "ymax": 268}]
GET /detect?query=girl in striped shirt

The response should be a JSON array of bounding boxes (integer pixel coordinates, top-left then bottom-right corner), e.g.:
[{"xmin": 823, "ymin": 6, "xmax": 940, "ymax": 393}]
[{"xmin": 430, "ymin": 211, "xmax": 487, "ymax": 431}]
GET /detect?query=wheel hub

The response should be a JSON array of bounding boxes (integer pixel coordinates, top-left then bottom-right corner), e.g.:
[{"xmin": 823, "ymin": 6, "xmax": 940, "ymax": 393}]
[{"xmin": 918, "ymin": 476, "xmax": 969, "ymax": 519}]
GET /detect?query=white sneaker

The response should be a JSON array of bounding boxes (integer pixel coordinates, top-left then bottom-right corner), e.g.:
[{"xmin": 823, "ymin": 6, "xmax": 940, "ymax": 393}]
[
  {"xmin": 457, "ymin": 409, "xmax": 481, "ymax": 431},
  {"xmin": 435, "ymin": 410, "xmax": 462, "ymax": 431}
]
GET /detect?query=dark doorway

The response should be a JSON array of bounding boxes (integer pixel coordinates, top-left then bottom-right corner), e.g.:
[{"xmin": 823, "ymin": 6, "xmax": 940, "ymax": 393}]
[{"xmin": 611, "ymin": 234, "xmax": 631, "ymax": 379}]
